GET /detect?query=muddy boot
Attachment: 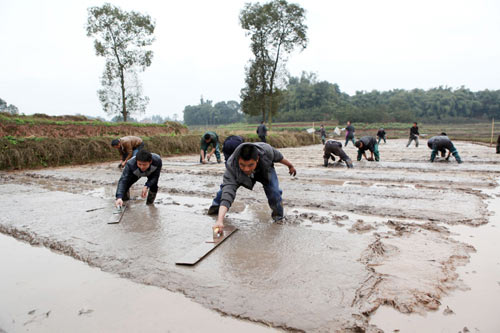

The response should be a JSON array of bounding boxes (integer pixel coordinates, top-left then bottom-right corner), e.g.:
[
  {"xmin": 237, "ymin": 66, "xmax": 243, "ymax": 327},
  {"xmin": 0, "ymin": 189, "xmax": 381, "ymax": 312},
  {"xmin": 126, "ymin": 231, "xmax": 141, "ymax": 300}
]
[
  {"xmin": 146, "ymin": 190, "xmax": 157, "ymax": 205},
  {"xmin": 217, "ymin": 158, "xmax": 222, "ymax": 164},
  {"xmin": 345, "ymin": 159, "xmax": 353, "ymax": 168},
  {"xmin": 122, "ymin": 190, "xmax": 130, "ymax": 201},
  {"xmin": 207, "ymin": 205, "xmax": 219, "ymax": 215}
]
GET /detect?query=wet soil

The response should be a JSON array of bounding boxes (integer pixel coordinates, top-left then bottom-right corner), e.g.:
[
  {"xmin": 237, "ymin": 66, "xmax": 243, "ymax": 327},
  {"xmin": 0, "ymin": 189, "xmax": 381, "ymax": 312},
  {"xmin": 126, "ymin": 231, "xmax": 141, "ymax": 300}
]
[{"xmin": 0, "ymin": 139, "xmax": 499, "ymax": 332}]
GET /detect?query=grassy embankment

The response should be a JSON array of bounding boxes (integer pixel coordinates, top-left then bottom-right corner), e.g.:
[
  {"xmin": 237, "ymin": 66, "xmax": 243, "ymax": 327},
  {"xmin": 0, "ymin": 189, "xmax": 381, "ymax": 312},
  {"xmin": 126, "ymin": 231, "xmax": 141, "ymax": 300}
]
[{"xmin": 0, "ymin": 114, "xmax": 315, "ymax": 170}]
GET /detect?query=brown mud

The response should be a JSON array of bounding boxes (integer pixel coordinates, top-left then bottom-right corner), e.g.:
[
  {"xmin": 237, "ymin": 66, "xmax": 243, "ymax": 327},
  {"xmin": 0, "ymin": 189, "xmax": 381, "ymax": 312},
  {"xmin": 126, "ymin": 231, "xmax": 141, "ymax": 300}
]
[{"xmin": 0, "ymin": 139, "xmax": 499, "ymax": 332}]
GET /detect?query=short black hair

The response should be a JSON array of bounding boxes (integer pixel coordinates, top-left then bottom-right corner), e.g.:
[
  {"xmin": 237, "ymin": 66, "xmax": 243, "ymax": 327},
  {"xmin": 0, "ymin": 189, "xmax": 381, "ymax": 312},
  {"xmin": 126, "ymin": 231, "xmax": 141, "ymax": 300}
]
[
  {"xmin": 239, "ymin": 144, "xmax": 259, "ymax": 161},
  {"xmin": 111, "ymin": 139, "xmax": 120, "ymax": 147},
  {"xmin": 354, "ymin": 141, "xmax": 362, "ymax": 148},
  {"xmin": 136, "ymin": 150, "xmax": 152, "ymax": 162},
  {"xmin": 204, "ymin": 133, "xmax": 211, "ymax": 140},
  {"xmin": 440, "ymin": 132, "xmax": 447, "ymax": 136},
  {"xmin": 261, "ymin": 120, "xmax": 265, "ymax": 124}
]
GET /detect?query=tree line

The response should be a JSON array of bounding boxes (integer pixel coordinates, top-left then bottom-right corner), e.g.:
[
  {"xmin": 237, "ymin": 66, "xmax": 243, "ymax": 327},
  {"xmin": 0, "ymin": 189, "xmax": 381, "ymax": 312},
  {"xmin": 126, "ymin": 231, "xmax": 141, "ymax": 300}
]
[
  {"xmin": 183, "ymin": 98, "xmax": 243, "ymax": 126},
  {"xmin": 273, "ymin": 72, "xmax": 500, "ymax": 123}
]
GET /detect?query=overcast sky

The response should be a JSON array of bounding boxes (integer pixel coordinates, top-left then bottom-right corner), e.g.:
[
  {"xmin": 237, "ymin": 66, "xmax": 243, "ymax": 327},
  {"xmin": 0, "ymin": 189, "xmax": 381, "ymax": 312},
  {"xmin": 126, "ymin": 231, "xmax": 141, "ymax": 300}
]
[{"xmin": 1, "ymin": 0, "xmax": 499, "ymax": 120}]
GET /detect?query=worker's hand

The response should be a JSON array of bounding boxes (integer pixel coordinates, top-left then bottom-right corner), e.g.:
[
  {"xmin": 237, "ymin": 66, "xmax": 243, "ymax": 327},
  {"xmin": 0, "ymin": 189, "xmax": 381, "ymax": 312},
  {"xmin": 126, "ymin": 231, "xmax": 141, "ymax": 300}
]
[
  {"xmin": 141, "ymin": 186, "xmax": 148, "ymax": 198},
  {"xmin": 115, "ymin": 198, "xmax": 123, "ymax": 208},
  {"xmin": 213, "ymin": 220, "xmax": 224, "ymax": 235},
  {"xmin": 367, "ymin": 157, "xmax": 374, "ymax": 161},
  {"xmin": 201, "ymin": 159, "xmax": 207, "ymax": 164},
  {"xmin": 121, "ymin": 161, "xmax": 126, "ymax": 167},
  {"xmin": 288, "ymin": 165, "xmax": 297, "ymax": 177}
]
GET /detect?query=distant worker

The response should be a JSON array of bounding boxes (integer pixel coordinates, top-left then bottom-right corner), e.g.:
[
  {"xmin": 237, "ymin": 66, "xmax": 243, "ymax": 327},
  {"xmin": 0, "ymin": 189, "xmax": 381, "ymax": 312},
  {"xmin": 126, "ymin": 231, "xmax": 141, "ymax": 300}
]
[
  {"xmin": 427, "ymin": 133, "xmax": 462, "ymax": 163},
  {"xmin": 200, "ymin": 131, "xmax": 221, "ymax": 164},
  {"xmin": 323, "ymin": 140, "xmax": 353, "ymax": 168},
  {"xmin": 320, "ymin": 125, "xmax": 327, "ymax": 145},
  {"xmin": 497, "ymin": 134, "xmax": 500, "ymax": 154},
  {"xmin": 115, "ymin": 150, "xmax": 162, "ymax": 207},
  {"xmin": 355, "ymin": 136, "xmax": 380, "ymax": 161},
  {"xmin": 212, "ymin": 142, "xmax": 297, "ymax": 232},
  {"xmin": 207, "ymin": 135, "xmax": 245, "ymax": 215},
  {"xmin": 111, "ymin": 136, "xmax": 144, "ymax": 168},
  {"xmin": 344, "ymin": 121, "xmax": 355, "ymax": 147},
  {"xmin": 377, "ymin": 128, "xmax": 387, "ymax": 144},
  {"xmin": 256, "ymin": 121, "xmax": 268, "ymax": 142},
  {"xmin": 406, "ymin": 122, "xmax": 419, "ymax": 147}
]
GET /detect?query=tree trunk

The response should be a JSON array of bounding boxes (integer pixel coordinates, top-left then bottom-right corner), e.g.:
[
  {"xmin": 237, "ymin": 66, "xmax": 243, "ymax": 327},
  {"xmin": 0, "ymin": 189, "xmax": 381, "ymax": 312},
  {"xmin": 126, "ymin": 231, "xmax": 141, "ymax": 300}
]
[{"xmin": 120, "ymin": 67, "xmax": 127, "ymax": 122}]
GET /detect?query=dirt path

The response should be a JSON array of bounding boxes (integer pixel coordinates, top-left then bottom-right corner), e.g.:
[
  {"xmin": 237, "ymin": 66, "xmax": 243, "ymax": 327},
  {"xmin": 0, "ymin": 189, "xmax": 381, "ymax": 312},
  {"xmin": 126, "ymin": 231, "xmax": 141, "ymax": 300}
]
[{"xmin": 0, "ymin": 139, "xmax": 499, "ymax": 332}]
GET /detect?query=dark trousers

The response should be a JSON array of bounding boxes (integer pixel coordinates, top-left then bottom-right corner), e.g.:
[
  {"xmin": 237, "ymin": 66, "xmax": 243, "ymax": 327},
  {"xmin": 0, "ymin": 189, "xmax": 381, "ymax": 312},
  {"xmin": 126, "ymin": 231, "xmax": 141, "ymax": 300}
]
[
  {"xmin": 121, "ymin": 176, "xmax": 158, "ymax": 199},
  {"xmin": 345, "ymin": 136, "xmax": 355, "ymax": 147},
  {"xmin": 259, "ymin": 135, "xmax": 267, "ymax": 143}
]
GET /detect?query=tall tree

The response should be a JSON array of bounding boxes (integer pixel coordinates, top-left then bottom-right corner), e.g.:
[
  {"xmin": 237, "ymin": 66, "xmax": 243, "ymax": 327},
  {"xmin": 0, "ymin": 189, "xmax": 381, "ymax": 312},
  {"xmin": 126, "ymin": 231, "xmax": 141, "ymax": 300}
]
[
  {"xmin": 240, "ymin": 0, "xmax": 307, "ymax": 124},
  {"xmin": 86, "ymin": 3, "xmax": 155, "ymax": 122}
]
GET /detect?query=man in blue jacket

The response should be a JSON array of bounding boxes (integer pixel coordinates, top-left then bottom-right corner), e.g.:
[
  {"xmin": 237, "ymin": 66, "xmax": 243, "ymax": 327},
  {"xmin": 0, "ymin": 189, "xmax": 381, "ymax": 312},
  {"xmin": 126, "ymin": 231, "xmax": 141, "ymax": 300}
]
[{"xmin": 115, "ymin": 150, "xmax": 162, "ymax": 207}]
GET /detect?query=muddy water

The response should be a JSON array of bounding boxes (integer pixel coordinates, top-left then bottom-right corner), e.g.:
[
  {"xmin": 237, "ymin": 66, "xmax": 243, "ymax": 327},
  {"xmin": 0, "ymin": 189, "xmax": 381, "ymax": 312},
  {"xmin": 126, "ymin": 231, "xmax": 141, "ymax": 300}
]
[{"xmin": 1, "ymin": 139, "xmax": 499, "ymax": 331}]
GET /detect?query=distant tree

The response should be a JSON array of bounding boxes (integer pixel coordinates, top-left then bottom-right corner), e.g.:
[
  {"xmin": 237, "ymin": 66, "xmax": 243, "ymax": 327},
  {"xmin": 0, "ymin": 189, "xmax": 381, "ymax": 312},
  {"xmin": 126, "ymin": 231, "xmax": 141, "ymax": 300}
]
[
  {"xmin": 183, "ymin": 98, "xmax": 242, "ymax": 126},
  {"xmin": 0, "ymin": 98, "xmax": 19, "ymax": 115},
  {"xmin": 86, "ymin": 3, "xmax": 155, "ymax": 122},
  {"xmin": 240, "ymin": 0, "xmax": 307, "ymax": 124}
]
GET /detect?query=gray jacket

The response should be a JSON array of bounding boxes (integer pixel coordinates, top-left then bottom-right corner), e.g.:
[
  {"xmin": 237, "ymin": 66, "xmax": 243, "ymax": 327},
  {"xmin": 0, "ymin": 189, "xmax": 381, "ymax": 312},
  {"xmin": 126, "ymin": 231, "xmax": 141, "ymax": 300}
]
[
  {"xmin": 257, "ymin": 124, "xmax": 267, "ymax": 136},
  {"xmin": 220, "ymin": 142, "xmax": 283, "ymax": 209}
]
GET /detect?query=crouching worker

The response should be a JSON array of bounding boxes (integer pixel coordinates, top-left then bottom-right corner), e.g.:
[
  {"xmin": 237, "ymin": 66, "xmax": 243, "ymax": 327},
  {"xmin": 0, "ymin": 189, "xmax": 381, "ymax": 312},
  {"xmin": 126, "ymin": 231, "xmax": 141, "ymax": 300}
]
[
  {"xmin": 355, "ymin": 136, "xmax": 380, "ymax": 161},
  {"xmin": 200, "ymin": 131, "xmax": 221, "ymax": 164},
  {"xmin": 115, "ymin": 150, "xmax": 162, "ymax": 207},
  {"xmin": 111, "ymin": 136, "xmax": 144, "ymax": 168},
  {"xmin": 212, "ymin": 143, "xmax": 297, "ymax": 232},
  {"xmin": 427, "ymin": 133, "xmax": 462, "ymax": 163},
  {"xmin": 323, "ymin": 140, "xmax": 353, "ymax": 168},
  {"xmin": 207, "ymin": 135, "xmax": 245, "ymax": 215}
]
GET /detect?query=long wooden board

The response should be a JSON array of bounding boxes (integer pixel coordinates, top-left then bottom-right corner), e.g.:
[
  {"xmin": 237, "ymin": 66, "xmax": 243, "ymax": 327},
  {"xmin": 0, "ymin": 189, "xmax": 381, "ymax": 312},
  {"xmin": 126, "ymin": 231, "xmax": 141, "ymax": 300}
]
[
  {"xmin": 108, "ymin": 204, "xmax": 127, "ymax": 224},
  {"xmin": 176, "ymin": 226, "xmax": 238, "ymax": 266}
]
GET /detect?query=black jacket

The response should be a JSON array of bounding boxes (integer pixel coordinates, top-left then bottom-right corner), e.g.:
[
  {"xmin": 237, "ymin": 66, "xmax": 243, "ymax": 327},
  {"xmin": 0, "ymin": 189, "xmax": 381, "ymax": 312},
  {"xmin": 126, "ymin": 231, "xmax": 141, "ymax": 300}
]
[
  {"xmin": 427, "ymin": 136, "xmax": 453, "ymax": 151},
  {"xmin": 256, "ymin": 124, "xmax": 267, "ymax": 136},
  {"xmin": 377, "ymin": 129, "xmax": 386, "ymax": 137},
  {"xmin": 115, "ymin": 154, "xmax": 162, "ymax": 199},
  {"xmin": 357, "ymin": 136, "xmax": 377, "ymax": 152},
  {"xmin": 324, "ymin": 140, "xmax": 349, "ymax": 161},
  {"xmin": 410, "ymin": 126, "xmax": 419, "ymax": 138}
]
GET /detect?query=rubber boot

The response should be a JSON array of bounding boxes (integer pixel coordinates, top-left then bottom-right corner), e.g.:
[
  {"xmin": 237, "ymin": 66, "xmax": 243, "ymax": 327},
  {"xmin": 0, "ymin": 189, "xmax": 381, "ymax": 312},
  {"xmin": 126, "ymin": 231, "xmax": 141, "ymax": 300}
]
[
  {"xmin": 146, "ymin": 190, "xmax": 157, "ymax": 205},
  {"xmin": 345, "ymin": 159, "xmax": 353, "ymax": 168},
  {"xmin": 207, "ymin": 205, "xmax": 219, "ymax": 215},
  {"xmin": 323, "ymin": 158, "xmax": 329, "ymax": 167}
]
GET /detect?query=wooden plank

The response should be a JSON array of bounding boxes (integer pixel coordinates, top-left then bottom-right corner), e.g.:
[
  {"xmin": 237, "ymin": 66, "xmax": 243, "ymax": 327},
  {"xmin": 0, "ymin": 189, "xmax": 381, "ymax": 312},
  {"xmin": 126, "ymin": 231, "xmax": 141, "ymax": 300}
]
[
  {"xmin": 108, "ymin": 204, "xmax": 127, "ymax": 224},
  {"xmin": 175, "ymin": 226, "xmax": 238, "ymax": 266}
]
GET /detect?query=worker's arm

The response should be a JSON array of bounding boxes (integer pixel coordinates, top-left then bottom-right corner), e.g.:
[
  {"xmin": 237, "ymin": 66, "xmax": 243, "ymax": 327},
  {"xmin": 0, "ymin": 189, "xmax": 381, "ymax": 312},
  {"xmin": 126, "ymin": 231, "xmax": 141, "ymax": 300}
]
[
  {"xmin": 279, "ymin": 158, "xmax": 296, "ymax": 176},
  {"xmin": 213, "ymin": 205, "xmax": 229, "ymax": 232},
  {"xmin": 200, "ymin": 149, "xmax": 207, "ymax": 164}
]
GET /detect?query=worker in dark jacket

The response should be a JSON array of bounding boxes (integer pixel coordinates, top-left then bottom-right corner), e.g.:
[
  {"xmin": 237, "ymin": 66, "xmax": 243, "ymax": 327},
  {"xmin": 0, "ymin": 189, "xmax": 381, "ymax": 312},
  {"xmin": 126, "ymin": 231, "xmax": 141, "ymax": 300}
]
[
  {"xmin": 208, "ymin": 135, "xmax": 245, "ymax": 215},
  {"xmin": 406, "ymin": 122, "xmax": 419, "ymax": 147},
  {"xmin": 355, "ymin": 136, "xmax": 380, "ymax": 161},
  {"xmin": 320, "ymin": 125, "xmax": 327, "ymax": 145},
  {"xmin": 212, "ymin": 143, "xmax": 297, "ymax": 231},
  {"xmin": 111, "ymin": 136, "xmax": 144, "ymax": 168},
  {"xmin": 256, "ymin": 121, "xmax": 268, "ymax": 142},
  {"xmin": 200, "ymin": 131, "xmax": 221, "ymax": 164},
  {"xmin": 115, "ymin": 150, "xmax": 162, "ymax": 207},
  {"xmin": 344, "ymin": 121, "xmax": 355, "ymax": 147},
  {"xmin": 377, "ymin": 128, "xmax": 386, "ymax": 144},
  {"xmin": 427, "ymin": 134, "xmax": 462, "ymax": 163},
  {"xmin": 323, "ymin": 140, "xmax": 353, "ymax": 168}
]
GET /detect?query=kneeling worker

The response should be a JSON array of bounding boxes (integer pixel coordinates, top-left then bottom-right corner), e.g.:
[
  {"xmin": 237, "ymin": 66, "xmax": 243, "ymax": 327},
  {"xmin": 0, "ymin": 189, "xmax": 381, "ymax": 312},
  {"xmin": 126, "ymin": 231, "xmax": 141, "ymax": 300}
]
[
  {"xmin": 111, "ymin": 136, "xmax": 144, "ymax": 168},
  {"xmin": 427, "ymin": 133, "xmax": 462, "ymax": 163},
  {"xmin": 323, "ymin": 139, "xmax": 353, "ymax": 168},
  {"xmin": 115, "ymin": 150, "xmax": 162, "ymax": 207},
  {"xmin": 213, "ymin": 143, "xmax": 296, "ymax": 232},
  {"xmin": 355, "ymin": 136, "xmax": 380, "ymax": 161},
  {"xmin": 200, "ymin": 131, "xmax": 221, "ymax": 164}
]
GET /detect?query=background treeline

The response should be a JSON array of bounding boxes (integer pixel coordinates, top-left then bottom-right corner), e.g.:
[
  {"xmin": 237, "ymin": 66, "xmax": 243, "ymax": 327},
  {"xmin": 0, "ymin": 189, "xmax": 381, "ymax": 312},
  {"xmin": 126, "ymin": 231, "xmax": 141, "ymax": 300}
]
[
  {"xmin": 184, "ymin": 72, "xmax": 500, "ymax": 125},
  {"xmin": 183, "ymin": 98, "xmax": 244, "ymax": 126}
]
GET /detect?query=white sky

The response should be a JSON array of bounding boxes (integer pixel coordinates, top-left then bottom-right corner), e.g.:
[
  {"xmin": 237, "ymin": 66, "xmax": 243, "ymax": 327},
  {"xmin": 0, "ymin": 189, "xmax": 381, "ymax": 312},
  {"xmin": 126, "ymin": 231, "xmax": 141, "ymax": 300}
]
[{"xmin": 1, "ymin": 0, "xmax": 499, "ymax": 120}]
